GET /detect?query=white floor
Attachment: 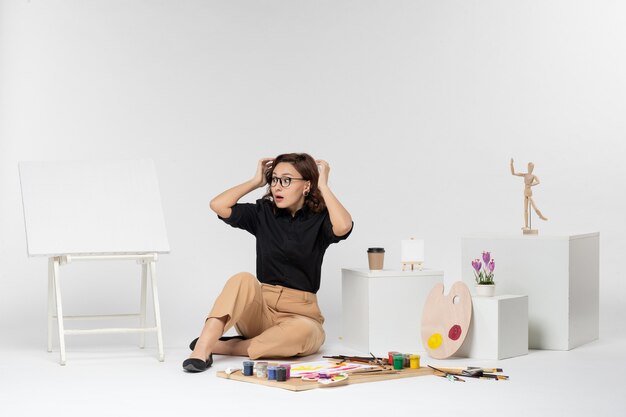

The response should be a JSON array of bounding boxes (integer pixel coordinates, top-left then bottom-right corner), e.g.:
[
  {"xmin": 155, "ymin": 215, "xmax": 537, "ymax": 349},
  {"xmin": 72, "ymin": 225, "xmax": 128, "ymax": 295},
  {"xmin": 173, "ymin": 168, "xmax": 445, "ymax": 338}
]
[{"xmin": 2, "ymin": 335, "xmax": 626, "ymax": 417}]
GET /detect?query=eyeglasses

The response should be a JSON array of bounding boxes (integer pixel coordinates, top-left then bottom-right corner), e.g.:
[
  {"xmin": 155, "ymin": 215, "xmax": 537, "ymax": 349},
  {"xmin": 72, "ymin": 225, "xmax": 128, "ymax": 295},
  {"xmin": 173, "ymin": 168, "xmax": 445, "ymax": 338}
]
[{"xmin": 270, "ymin": 176, "xmax": 305, "ymax": 188}]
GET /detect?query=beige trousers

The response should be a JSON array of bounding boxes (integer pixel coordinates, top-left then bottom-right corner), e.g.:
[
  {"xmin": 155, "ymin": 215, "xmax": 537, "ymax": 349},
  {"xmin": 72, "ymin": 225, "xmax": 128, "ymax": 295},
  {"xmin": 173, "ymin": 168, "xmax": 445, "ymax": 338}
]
[{"xmin": 208, "ymin": 272, "xmax": 326, "ymax": 360}]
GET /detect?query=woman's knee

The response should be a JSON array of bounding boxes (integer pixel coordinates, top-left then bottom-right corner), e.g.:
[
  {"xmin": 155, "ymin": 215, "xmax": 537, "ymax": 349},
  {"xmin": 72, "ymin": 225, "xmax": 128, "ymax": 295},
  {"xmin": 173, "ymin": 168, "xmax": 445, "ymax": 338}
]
[
  {"xmin": 299, "ymin": 320, "xmax": 325, "ymax": 354},
  {"xmin": 247, "ymin": 318, "xmax": 325, "ymax": 359},
  {"xmin": 224, "ymin": 272, "xmax": 257, "ymax": 289},
  {"xmin": 293, "ymin": 318, "xmax": 323, "ymax": 338},
  {"xmin": 281, "ymin": 318, "xmax": 325, "ymax": 355}
]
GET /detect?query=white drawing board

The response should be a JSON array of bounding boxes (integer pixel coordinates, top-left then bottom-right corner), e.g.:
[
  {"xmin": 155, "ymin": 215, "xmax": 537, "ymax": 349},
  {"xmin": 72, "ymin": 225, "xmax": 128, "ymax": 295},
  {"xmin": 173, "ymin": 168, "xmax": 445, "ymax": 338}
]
[{"xmin": 19, "ymin": 159, "xmax": 170, "ymax": 256}]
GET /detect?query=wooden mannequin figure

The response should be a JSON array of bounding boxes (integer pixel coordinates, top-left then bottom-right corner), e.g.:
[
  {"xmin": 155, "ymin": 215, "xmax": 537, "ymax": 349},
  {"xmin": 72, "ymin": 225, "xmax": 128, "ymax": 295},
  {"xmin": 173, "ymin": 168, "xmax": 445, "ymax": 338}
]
[{"xmin": 510, "ymin": 158, "xmax": 547, "ymax": 235}]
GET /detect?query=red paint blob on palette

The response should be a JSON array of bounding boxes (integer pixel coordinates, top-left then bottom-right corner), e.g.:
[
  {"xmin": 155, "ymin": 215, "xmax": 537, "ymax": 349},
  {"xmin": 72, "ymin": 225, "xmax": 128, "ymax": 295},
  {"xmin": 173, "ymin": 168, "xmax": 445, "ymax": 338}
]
[{"xmin": 448, "ymin": 324, "xmax": 462, "ymax": 341}]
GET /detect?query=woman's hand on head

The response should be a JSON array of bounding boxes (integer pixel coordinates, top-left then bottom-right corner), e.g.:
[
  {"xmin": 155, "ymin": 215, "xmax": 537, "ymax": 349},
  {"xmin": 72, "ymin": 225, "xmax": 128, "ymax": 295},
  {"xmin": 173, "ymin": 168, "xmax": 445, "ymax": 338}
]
[
  {"xmin": 316, "ymin": 159, "xmax": 330, "ymax": 188},
  {"xmin": 254, "ymin": 158, "xmax": 274, "ymax": 188}
]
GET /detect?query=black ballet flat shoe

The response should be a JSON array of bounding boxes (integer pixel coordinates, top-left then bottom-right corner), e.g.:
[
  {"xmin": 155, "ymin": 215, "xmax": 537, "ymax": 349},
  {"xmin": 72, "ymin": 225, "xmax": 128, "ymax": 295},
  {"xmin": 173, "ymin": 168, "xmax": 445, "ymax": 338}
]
[
  {"xmin": 189, "ymin": 335, "xmax": 246, "ymax": 351},
  {"xmin": 182, "ymin": 354, "xmax": 213, "ymax": 373}
]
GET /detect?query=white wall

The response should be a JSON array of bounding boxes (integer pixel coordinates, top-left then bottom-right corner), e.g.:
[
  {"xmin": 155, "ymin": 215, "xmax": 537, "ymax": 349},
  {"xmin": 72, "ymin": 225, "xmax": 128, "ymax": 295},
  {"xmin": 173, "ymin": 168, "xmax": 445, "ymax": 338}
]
[{"xmin": 1, "ymin": 0, "xmax": 625, "ymax": 349}]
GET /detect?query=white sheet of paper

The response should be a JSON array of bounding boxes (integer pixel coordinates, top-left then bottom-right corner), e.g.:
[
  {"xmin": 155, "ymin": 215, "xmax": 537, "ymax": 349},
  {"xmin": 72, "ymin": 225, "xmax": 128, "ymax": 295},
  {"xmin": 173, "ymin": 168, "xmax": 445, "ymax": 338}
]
[
  {"xmin": 288, "ymin": 360, "xmax": 374, "ymax": 378},
  {"xmin": 19, "ymin": 159, "xmax": 170, "ymax": 256}
]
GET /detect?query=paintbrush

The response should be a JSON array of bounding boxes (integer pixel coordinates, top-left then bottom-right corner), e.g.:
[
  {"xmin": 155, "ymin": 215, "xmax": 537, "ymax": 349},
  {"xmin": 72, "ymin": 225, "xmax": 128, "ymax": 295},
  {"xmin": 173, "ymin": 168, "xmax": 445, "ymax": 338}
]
[
  {"xmin": 428, "ymin": 365, "xmax": 465, "ymax": 382},
  {"xmin": 348, "ymin": 369, "xmax": 401, "ymax": 376},
  {"xmin": 323, "ymin": 353, "xmax": 389, "ymax": 368},
  {"xmin": 467, "ymin": 366, "xmax": 504, "ymax": 373},
  {"xmin": 435, "ymin": 367, "xmax": 509, "ymax": 380},
  {"xmin": 323, "ymin": 353, "xmax": 386, "ymax": 363},
  {"xmin": 323, "ymin": 353, "xmax": 381, "ymax": 361},
  {"xmin": 435, "ymin": 367, "xmax": 482, "ymax": 376}
]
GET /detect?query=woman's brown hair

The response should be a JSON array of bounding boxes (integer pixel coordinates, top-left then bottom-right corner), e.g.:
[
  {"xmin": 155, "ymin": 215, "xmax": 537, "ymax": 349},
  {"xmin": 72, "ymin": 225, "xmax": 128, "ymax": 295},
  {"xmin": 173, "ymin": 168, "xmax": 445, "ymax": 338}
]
[{"xmin": 263, "ymin": 153, "xmax": 326, "ymax": 213}]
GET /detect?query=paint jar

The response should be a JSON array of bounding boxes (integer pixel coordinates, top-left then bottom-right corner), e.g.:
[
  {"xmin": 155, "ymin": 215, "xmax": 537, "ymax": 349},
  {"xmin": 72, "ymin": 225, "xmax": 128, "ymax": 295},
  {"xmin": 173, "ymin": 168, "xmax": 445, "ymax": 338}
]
[
  {"xmin": 243, "ymin": 360, "xmax": 255, "ymax": 376},
  {"xmin": 255, "ymin": 361, "xmax": 268, "ymax": 378},
  {"xmin": 268, "ymin": 366, "xmax": 277, "ymax": 380},
  {"xmin": 403, "ymin": 354, "xmax": 411, "ymax": 368},
  {"xmin": 388, "ymin": 351, "xmax": 399, "ymax": 365},
  {"xmin": 409, "ymin": 354, "xmax": 420, "ymax": 369},
  {"xmin": 276, "ymin": 366, "xmax": 287, "ymax": 382},
  {"xmin": 279, "ymin": 363, "xmax": 291, "ymax": 379},
  {"xmin": 393, "ymin": 354, "xmax": 404, "ymax": 370},
  {"xmin": 367, "ymin": 247, "xmax": 385, "ymax": 270}
]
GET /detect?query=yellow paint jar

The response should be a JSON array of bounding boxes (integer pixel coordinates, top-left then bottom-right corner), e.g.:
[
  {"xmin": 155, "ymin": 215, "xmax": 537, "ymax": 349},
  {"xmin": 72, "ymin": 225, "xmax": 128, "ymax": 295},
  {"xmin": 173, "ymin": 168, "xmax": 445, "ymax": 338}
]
[{"xmin": 409, "ymin": 354, "xmax": 420, "ymax": 369}]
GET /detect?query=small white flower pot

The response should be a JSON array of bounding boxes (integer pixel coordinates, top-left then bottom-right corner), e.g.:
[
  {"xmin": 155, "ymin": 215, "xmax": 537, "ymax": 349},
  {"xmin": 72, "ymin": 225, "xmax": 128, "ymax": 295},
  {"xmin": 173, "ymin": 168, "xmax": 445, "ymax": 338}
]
[{"xmin": 475, "ymin": 284, "xmax": 496, "ymax": 297}]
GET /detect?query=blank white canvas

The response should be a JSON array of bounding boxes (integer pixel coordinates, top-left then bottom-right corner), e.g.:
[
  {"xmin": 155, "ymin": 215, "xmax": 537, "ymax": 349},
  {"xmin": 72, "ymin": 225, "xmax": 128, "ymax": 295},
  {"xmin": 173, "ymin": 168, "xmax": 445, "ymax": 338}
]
[{"xmin": 19, "ymin": 159, "xmax": 170, "ymax": 256}]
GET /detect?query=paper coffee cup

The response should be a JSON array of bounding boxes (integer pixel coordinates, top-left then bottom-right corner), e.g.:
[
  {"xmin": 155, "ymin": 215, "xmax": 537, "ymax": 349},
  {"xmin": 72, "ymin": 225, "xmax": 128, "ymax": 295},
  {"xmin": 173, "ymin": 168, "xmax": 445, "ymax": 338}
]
[{"xmin": 367, "ymin": 247, "xmax": 385, "ymax": 270}]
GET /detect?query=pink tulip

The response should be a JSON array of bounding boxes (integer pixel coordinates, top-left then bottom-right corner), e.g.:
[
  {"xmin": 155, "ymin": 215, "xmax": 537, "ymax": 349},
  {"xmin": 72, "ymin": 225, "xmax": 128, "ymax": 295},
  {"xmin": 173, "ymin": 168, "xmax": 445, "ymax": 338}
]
[
  {"xmin": 488, "ymin": 259, "xmax": 495, "ymax": 273},
  {"xmin": 482, "ymin": 251, "xmax": 491, "ymax": 264},
  {"xmin": 472, "ymin": 259, "xmax": 482, "ymax": 273}
]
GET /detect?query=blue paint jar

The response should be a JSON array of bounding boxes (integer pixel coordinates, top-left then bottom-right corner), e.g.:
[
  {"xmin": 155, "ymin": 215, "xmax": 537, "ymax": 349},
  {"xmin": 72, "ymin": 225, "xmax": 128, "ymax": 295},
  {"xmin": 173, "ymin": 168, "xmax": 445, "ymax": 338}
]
[{"xmin": 243, "ymin": 360, "xmax": 254, "ymax": 376}]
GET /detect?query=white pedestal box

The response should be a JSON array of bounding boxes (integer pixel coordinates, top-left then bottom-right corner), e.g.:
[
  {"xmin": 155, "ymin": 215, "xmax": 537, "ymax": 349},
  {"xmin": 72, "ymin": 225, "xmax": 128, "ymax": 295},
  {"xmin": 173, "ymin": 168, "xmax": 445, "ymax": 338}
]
[
  {"xmin": 341, "ymin": 268, "xmax": 443, "ymax": 355},
  {"xmin": 458, "ymin": 295, "xmax": 528, "ymax": 360},
  {"xmin": 462, "ymin": 233, "xmax": 599, "ymax": 350}
]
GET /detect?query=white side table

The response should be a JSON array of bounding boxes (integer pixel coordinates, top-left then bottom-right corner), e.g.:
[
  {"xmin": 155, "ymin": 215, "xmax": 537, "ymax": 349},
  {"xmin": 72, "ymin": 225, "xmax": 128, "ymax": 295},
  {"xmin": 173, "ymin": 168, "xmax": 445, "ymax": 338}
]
[
  {"xmin": 458, "ymin": 295, "xmax": 528, "ymax": 360},
  {"xmin": 462, "ymin": 233, "xmax": 599, "ymax": 350},
  {"xmin": 341, "ymin": 268, "xmax": 443, "ymax": 355}
]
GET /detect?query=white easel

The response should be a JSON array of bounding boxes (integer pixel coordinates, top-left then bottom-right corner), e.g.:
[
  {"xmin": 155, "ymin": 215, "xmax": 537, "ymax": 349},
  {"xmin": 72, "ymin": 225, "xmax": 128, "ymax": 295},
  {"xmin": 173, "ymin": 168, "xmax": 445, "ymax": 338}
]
[
  {"xmin": 20, "ymin": 160, "xmax": 170, "ymax": 365},
  {"xmin": 401, "ymin": 238, "xmax": 424, "ymax": 271}
]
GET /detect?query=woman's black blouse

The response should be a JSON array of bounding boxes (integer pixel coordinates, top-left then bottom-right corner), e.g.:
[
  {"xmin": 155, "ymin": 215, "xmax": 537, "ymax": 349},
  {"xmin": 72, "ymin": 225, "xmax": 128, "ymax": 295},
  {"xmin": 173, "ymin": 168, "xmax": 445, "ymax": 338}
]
[{"xmin": 219, "ymin": 199, "xmax": 352, "ymax": 293}]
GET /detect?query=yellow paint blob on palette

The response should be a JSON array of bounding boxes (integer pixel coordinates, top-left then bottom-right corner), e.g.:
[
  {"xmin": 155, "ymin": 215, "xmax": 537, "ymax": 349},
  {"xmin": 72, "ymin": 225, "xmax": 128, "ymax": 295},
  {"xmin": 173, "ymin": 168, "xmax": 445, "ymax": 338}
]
[
  {"xmin": 421, "ymin": 281, "xmax": 472, "ymax": 359},
  {"xmin": 427, "ymin": 333, "xmax": 443, "ymax": 349}
]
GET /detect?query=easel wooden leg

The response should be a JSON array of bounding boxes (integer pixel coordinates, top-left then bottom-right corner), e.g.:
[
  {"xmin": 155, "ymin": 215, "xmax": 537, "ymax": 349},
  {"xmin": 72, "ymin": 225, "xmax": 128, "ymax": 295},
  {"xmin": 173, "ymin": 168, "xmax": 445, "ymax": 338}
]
[
  {"xmin": 47, "ymin": 258, "xmax": 54, "ymax": 352},
  {"xmin": 51, "ymin": 257, "xmax": 66, "ymax": 365},
  {"xmin": 148, "ymin": 261, "xmax": 164, "ymax": 362},
  {"xmin": 401, "ymin": 262, "xmax": 423, "ymax": 271},
  {"xmin": 139, "ymin": 263, "xmax": 147, "ymax": 349}
]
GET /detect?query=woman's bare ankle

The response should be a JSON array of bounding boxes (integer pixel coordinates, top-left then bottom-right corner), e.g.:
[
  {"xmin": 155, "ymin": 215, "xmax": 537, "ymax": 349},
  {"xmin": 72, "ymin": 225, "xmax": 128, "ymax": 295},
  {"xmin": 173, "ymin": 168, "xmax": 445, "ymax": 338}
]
[{"xmin": 189, "ymin": 341, "xmax": 211, "ymax": 360}]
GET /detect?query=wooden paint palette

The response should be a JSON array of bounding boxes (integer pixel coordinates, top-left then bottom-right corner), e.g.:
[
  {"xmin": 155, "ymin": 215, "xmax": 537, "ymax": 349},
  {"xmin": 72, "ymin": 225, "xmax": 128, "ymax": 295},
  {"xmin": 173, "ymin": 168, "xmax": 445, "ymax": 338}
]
[{"xmin": 421, "ymin": 281, "xmax": 472, "ymax": 359}]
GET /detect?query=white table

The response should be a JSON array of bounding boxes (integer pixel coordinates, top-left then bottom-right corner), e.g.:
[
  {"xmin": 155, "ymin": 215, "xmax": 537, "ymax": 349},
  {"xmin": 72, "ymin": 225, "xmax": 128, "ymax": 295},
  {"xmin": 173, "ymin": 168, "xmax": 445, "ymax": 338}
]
[
  {"xmin": 341, "ymin": 268, "xmax": 443, "ymax": 355},
  {"xmin": 458, "ymin": 295, "xmax": 528, "ymax": 360}
]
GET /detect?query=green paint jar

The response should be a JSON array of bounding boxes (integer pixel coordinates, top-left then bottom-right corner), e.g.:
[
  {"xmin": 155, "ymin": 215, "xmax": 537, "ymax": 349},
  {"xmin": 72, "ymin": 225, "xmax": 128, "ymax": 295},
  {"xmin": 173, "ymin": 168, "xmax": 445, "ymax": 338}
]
[{"xmin": 393, "ymin": 354, "xmax": 404, "ymax": 370}]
